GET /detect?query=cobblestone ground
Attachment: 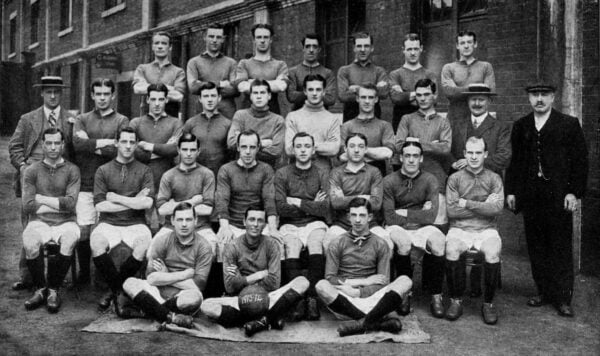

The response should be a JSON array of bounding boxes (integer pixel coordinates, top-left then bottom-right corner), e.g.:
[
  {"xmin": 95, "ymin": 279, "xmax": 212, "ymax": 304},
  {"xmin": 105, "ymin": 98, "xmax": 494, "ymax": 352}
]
[{"xmin": 0, "ymin": 136, "xmax": 598, "ymax": 355}]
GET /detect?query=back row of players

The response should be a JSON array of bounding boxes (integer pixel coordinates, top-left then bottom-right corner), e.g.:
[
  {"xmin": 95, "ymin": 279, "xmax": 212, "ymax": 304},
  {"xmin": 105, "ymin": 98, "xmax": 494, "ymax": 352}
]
[{"xmin": 8, "ymin": 25, "xmax": 587, "ymax": 336}]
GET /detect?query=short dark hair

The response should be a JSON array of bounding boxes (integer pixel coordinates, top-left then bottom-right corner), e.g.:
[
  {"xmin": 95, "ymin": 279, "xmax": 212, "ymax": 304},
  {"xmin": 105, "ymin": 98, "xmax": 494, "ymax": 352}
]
[
  {"xmin": 465, "ymin": 136, "xmax": 487, "ymax": 151},
  {"xmin": 348, "ymin": 197, "xmax": 372, "ymax": 214},
  {"xmin": 352, "ymin": 31, "xmax": 372, "ymax": 45},
  {"xmin": 172, "ymin": 202, "xmax": 196, "ymax": 219},
  {"xmin": 345, "ymin": 132, "xmax": 368, "ymax": 146},
  {"xmin": 206, "ymin": 23, "xmax": 224, "ymax": 32},
  {"xmin": 244, "ymin": 204, "xmax": 266, "ymax": 219},
  {"xmin": 301, "ymin": 33, "xmax": 321, "ymax": 46},
  {"xmin": 292, "ymin": 132, "xmax": 315, "ymax": 146},
  {"xmin": 147, "ymin": 83, "xmax": 169, "ymax": 97},
  {"xmin": 251, "ymin": 23, "xmax": 274, "ymax": 37},
  {"xmin": 457, "ymin": 30, "xmax": 477, "ymax": 43},
  {"xmin": 198, "ymin": 81, "xmax": 221, "ymax": 96},
  {"xmin": 117, "ymin": 126, "xmax": 137, "ymax": 141},
  {"xmin": 403, "ymin": 33, "xmax": 421, "ymax": 46},
  {"xmin": 90, "ymin": 77, "xmax": 115, "ymax": 94},
  {"xmin": 42, "ymin": 127, "xmax": 64, "ymax": 141},
  {"xmin": 358, "ymin": 83, "xmax": 378, "ymax": 94},
  {"xmin": 178, "ymin": 132, "xmax": 199, "ymax": 148},
  {"xmin": 237, "ymin": 129, "xmax": 261, "ymax": 148},
  {"xmin": 250, "ymin": 79, "xmax": 272, "ymax": 94},
  {"xmin": 414, "ymin": 78, "xmax": 437, "ymax": 94},
  {"xmin": 303, "ymin": 74, "xmax": 326, "ymax": 90},
  {"xmin": 152, "ymin": 31, "xmax": 172, "ymax": 45},
  {"xmin": 400, "ymin": 140, "xmax": 423, "ymax": 155}
]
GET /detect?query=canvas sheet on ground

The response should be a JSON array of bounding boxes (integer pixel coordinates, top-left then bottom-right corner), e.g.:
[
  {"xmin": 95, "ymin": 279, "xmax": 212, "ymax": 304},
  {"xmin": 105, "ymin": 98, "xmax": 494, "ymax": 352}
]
[{"xmin": 82, "ymin": 312, "xmax": 430, "ymax": 344}]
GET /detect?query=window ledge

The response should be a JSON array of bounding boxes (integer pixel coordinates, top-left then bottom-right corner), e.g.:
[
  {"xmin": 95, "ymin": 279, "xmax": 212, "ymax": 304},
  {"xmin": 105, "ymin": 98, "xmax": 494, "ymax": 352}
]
[
  {"xmin": 28, "ymin": 42, "xmax": 40, "ymax": 50},
  {"xmin": 102, "ymin": 2, "xmax": 126, "ymax": 18},
  {"xmin": 58, "ymin": 26, "xmax": 73, "ymax": 37},
  {"xmin": 8, "ymin": 52, "xmax": 16, "ymax": 59}
]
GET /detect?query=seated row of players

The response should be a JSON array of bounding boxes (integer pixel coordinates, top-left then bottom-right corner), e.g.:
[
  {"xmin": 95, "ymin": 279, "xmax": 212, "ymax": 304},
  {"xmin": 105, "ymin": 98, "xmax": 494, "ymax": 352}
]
[{"xmin": 19, "ymin": 115, "xmax": 503, "ymax": 335}]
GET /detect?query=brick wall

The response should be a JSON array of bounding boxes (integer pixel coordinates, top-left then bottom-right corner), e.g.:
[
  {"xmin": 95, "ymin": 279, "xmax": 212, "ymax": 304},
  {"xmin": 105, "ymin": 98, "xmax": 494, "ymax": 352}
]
[
  {"xmin": 155, "ymin": 0, "xmax": 223, "ymax": 24},
  {"xmin": 88, "ymin": 1, "xmax": 143, "ymax": 45},
  {"xmin": 3, "ymin": 0, "xmax": 21, "ymax": 61},
  {"xmin": 48, "ymin": 0, "xmax": 83, "ymax": 58}
]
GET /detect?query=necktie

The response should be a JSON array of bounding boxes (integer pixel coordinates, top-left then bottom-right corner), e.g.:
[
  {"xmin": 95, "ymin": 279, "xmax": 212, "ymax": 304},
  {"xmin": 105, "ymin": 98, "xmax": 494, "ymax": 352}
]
[
  {"xmin": 472, "ymin": 119, "xmax": 479, "ymax": 129},
  {"xmin": 49, "ymin": 111, "xmax": 57, "ymax": 127}
]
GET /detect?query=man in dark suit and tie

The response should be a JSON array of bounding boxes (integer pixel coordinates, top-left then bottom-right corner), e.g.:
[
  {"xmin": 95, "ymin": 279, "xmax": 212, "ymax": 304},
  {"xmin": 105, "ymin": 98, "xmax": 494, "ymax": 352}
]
[
  {"xmin": 506, "ymin": 83, "xmax": 588, "ymax": 317},
  {"xmin": 8, "ymin": 76, "xmax": 76, "ymax": 291}
]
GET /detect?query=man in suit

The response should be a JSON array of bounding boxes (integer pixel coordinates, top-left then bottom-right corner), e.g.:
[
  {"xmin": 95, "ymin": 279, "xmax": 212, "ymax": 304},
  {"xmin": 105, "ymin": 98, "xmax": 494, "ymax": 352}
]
[
  {"xmin": 8, "ymin": 76, "xmax": 75, "ymax": 291},
  {"xmin": 506, "ymin": 83, "xmax": 588, "ymax": 317}
]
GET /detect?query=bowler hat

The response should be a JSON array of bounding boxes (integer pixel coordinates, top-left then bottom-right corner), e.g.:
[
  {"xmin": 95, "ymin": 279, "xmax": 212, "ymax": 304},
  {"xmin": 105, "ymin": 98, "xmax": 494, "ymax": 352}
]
[
  {"xmin": 33, "ymin": 76, "xmax": 69, "ymax": 88},
  {"xmin": 525, "ymin": 82, "xmax": 556, "ymax": 93},
  {"xmin": 461, "ymin": 84, "xmax": 496, "ymax": 96}
]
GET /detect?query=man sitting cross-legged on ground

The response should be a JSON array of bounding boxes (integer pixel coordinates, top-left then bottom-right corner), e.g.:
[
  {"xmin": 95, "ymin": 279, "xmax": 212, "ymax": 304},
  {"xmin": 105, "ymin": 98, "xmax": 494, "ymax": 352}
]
[
  {"xmin": 445, "ymin": 136, "xmax": 503, "ymax": 325},
  {"xmin": 275, "ymin": 132, "xmax": 330, "ymax": 321},
  {"xmin": 22, "ymin": 128, "xmax": 80, "ymax": 313},
  {"xmin": 122, "ymin": 202, "xmax": 212, "ymax": 328},
  {"xmin": 383, "ymin": 139, "xmax": 446, "ymax": 318},
  {"xmin": 201, "ymin": 205, "xmax": 309, "ymax": 337},
  {"xmin": 90, "ymin": 127, "xmax": 154, "ymax": 313},
  {"xmin": 316, "ymin": 198, "xmax": 412, "ymax": 336}
]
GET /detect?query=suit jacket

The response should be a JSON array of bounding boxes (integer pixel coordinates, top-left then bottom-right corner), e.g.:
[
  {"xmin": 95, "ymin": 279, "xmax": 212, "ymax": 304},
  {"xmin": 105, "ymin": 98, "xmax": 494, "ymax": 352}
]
[
  {"xmin": 8, "ymin": 106, "xmax": 75, "ymax": 195},
  {"xmin": 505, "ymin": 109, "xmax": 588, "ymax": 212},
  {"xmin": 451, "ymin": 113, "xmax": 512, "ymax": 175}
]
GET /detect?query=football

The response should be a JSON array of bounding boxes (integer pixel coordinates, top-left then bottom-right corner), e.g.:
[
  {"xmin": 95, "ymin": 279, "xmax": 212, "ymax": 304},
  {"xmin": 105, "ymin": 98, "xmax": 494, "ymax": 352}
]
[{"xmin": 238, "ymin": 284, "xmax": 270, "ymax": 319}]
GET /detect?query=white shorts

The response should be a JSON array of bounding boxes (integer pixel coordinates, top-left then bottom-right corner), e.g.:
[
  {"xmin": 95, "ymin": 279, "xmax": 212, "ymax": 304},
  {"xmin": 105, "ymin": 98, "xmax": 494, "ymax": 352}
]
[
  {"xmin": 329, "ymin": 285, "xmax": 392, "ymax": 320},
  {"xmin": 75, "ymin": 192, "xmax": 98, "ymax": 226},
  {"xmin": 92, "ymin": 222, "xmax": 151, "ymax": 250},
  {"xmin": 326, "ymin": 225, "xmax": 393, "ymax": 251},
  {"xmin": 22, "ymin": 220, "xmax": 80, "ymax": 245},
  {"xmin": 385, "ymin": 225, "xmax": 445, "ymax": 251},
  {"xmin": 279, "ymin": 221, "xmax": 328, "ymax": 247},
  {"xmin": 446, "ymin": 227, "xmax": 500, "ymax": 251}
]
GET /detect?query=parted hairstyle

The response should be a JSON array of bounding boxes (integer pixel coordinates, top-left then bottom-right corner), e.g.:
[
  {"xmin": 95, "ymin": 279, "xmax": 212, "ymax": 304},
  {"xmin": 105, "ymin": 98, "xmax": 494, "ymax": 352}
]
[
  {"xmin": 172, "ymin": 202, "xmax": 197, "ymax": 219},
  {"xmin": 400, "ymin": 140, "xmax": 423, "ymax": 155},
  {"xmin": 457, "ymin": 30, "xmax": 477, "ymax": 43},
  {"xmin": 345, "ymin": 132, "xmax": 368, "ymax": 146},
  {"xmin": 244, "ymin": 204, "xmax": 266, "ymax": 218},
  {"xmin": 414, "ymin": 78, "xmax": 437, "ymax": 94},
  {"xmin": 236, "ymin": 129, "xmax": 262, "ymax": 149},
  {"xmin": 251, "ymin": 23, "xmax": 274, "ymax": 37},
  {"xmin": 147, "ymin": 83, "xmax": 169, "ymax": 97},
  {"xmin": 352, "ymin": 31, "xmax": 372, "ymax": 45},
  {"xmin": 250, "ymin": 79, "xmax": 272, "ymax": 94},
  {"xmin": 198, "ymin": 81, "xmax": 221, "ymax": 96},
  {"xmin": 42, "ymin": 127, "xmax": 64, "ymax": 141},
  {"xmin": 301, "ymin": 33, "xmax": 322, "ymax": 46},
  {"xmin": 90, "ymin": 78, "xmax": 116, "ymax": 94},
  {"xmin": 303, "ymin": 74, "xmax": 326, "ymax": 90},
  {"xmin": 178, "ymin": 132, "xmax": 199, "ymax": 148},
  {"xmin": 292, "ymin": 131, "xmax": 315, "ymax": 146},
  {"xmin": 348, "ymin": 197, "xmax": 372, "ymax": 214},
  {"xmin": 117, "ymin": 126, "xmax": 137, "ymax": 141}
]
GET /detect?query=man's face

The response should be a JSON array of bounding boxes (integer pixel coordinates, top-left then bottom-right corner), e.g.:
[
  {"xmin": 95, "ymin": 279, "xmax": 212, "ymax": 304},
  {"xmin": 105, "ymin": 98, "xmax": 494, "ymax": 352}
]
[
  {"xmin": 91, "ymin": 85, "xmax": 115, "ymax": 111},
  {"xmin": 346, "ymin": 136, "xmax": 367, "ymax": 164},
  {"xmin": 253, "ymin": 28, "xmax": 272, "ymax": 54},
  {"xmin": 41, "ymin": 88, "xmax": 62, "ymax": 110},
  {"xmin": 302, "ymin": 38, "xmax": 320, "ymax": 63},
  {"xmin": 293, "ymin": 136, "xmax": 315, "ymax": 165},
  {"xmin": 415, "ymin": 86, "xmax": 436, "ymax": 111},
  {"xmin": 147, "ymin": 90, "xmax": 167, "ymax": 117},
  {"xmin": 205, "ymin": 28, "xmax": 225, "ymax": 53},
  {"xmin": 348, "ymin": 205, "xmax": 371, "ymax": 235},
  {"xmin": 250, "ymin": 84, "xmax": 271, "ymax": 109},
  {"xmin": 304, "ymin": 80, "xmax": 324, "ymax": 106},
  {"xmin": 400, "ymin": 145, "xmax": 423, "ymax": 175},
  {"xmin": 172, "ymin": 209, "xmax": 196, "ymax": 239},
  {"xmin": 403, "ymin": 39, "xmax": 422, "ymax": 65},
  {"xmin": 468, "ymin": 95, "xmax": 490, "ymax": 117},
  {"xmin": 117, "ymin": 131, "xmax": 137, "ymax": 160},
  {"xmin": 244, "ymin": 209, "xmax": 266, "ymax": 238},
  {"xmin": 42, "ymin": 132, "xmax": 63, "ymax": 161},
  {"xmin": 178, "ymin": 141, "xmax": 199, "ymax": 166},
  {"xmin": 199, "ymin": 88, "xmax": 220, "ymax": 112},
  {"xmin": 464, "ymin": 140, "xmax": 488, "ymax": 171},
  {"xmin": 456, "ymin": 35, "xmax": 477, "ymax": 58},
  {"xmin": 528, "ymin": 91, "xmax": 555, "ymax": 115},
  {"xmin": 353, "ymin": 37, "xmax": 373, "ymax": 62},
  {"xmin": 152, "ymin": 34, "xmax": 171, "ymax": 59},
  {"xmin": 238, "ymin": 134, "xmax": 259, "ymax": 165},
  {"xmin": 357, "ymin": 87, "xmax": 378, "ymax": 115}
]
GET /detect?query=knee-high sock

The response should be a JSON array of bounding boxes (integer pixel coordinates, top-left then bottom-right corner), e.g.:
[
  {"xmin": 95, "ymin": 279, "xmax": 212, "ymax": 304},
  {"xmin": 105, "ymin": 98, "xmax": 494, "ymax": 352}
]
[
  {"xmin": 217, "ymin": 305, "xmax": 244, "ymax": 327},
  {"xmin": 307, "ymin": 254, "xmax": 325, "ymax": 297},
  {"xmin": 282, "ymin": 259, "xmax": 303, "ymax": 285},
  {"xmin": 364, "ymin": 290, "xmax": 403, "ymax": 326},
  {"xmin": 47, "ymin": 254, "xmax": 72, "ymax": 290},
  {"xmin": 267, "ymin": 289, "xmax": 302, "ymax": 322},
  {"xmin": 328, "ymin": 294, "xmax": 366, "ymax": 320},
  {"xmin": 424, "ymin": 254, "xmax": 445, "ymax": 295},
  {"xmin": 446, "ymin": 259, "xmax": 466, "ymax": 299},
  {"xmin": 163, "ymin": 297, "xmax": 181, "ymax": 314},
  {"xmin": 133, "ymin": 290, "xmax": 170, "ymax": 322},
  {"xmin": 93, "ymin": 253, "xmax": 122, "ymax": 293},
  {"xmin": 119, "ymin": 255, "xmax": 143, "ymax": 282},
  {"xmin": 26, "ymin": 254, "xmax": 46, "ymax": 289},
  {"xmin": 484, "ymin": 262, "xmax": 500, "ymax": 303},
  {"xmin": 77, "ymin": 229, "xmax": 91, "ymax": 279},
  {"xmin": 394, "ymin": 254, "xmax": 413, "ymax": 279},
  {"xmin": 204, "ymin": 262, "xmax": 224, "ymax": 298}
]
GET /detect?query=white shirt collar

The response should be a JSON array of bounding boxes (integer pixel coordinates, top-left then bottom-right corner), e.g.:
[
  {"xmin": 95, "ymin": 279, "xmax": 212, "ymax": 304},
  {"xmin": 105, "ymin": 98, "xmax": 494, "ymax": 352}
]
[
  {"xmin": 534, "ymin": 111, "xmax": 551, "ymax": 130},
  {"xmin": 471, "ymin": 112, "xmax": 487, "ymax": 126},
  {"xmin": 43, "ymin": 106, "xmax": 61, "ymax": 120}
]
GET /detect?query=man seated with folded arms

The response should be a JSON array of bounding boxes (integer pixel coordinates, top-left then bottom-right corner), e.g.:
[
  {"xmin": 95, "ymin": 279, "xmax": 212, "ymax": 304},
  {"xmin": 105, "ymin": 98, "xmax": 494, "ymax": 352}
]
[
  {"xmin": 316, "ymin": 198, "xmax": 411, "ymax": 336},
  {"xmin": 122, "ymin": 202, "xmax": 212, "ymax": 328},
  {"xmin": 201, "ymin": 205, "xmax": 309, "ymax": 337},
  {"xmin": 275, "ymin": 132, "xmax": 330, "ymax": 320},
  {"xmin": 382, "ymin": 140, "xmax": 446, "ymax": 318}
]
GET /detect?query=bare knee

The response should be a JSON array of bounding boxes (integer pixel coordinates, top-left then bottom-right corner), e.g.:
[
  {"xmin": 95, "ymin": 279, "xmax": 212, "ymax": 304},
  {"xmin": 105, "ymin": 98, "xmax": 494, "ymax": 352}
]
[
  {"xmin": 132, "ymin": 234, "xmax": 151, "ymax": 260},
  {"xmin": 289, "ymin": 276, "xmax": 310, "ymax": 294},
  {"xmin": 445, "ymin": 238, "xmax": 467, "ymax": 261},
  {"xmin": 315, "ymin": 280, "xmax": 338, "ymax": 304},
  {"xmin": 59, "ymin": 233, "xmax": 79, "ymax": 256},
  {"xmin": 306, "ymin": 229, "xmax": 325, "ymax": 254},
  {"xmin": 177, "ymin": 289, "xmax": 203, "ymax": 314}
]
